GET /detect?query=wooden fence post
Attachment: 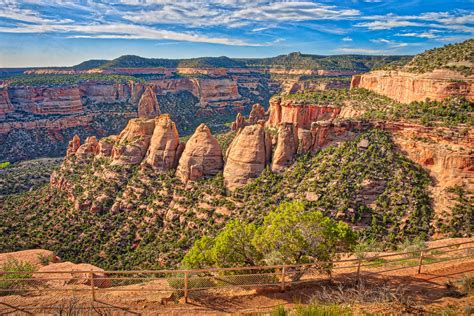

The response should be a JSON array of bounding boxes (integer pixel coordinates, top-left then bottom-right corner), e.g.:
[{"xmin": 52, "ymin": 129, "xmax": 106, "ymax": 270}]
[
  {"xmin": 356, "ymin": 259, "xmax": 362, "ymax": 281},
  {"xmin": 184, "ymin": 271, "xmax": 189, "ymax": 303},
  {"xmin": 417, "ymin": 251, "xmax": 424, "ymax": 274},
  {"xmin": 280, "ymin": 267, "xmax": 286, "ymax": 292},
  {"xmin": 90, "ymin": 270, "xmax": 96, "ymax": 301}
]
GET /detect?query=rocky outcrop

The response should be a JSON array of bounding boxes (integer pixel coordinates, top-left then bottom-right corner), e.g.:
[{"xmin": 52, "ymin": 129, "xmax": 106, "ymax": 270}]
[
  {"xmin": 267, "ymin": 97, "xmax": 341, "ymax": 129},
  {"xmin": 97, "ymin": 136, "xmax": 116, "ymax": 157},
  {"xmin": 34, "ymin": 262, "xmax": 110, "ymax": 288},
  {"xmin": 224, "ymin": 122, "xmax": 272, "ymax": 190},
  {"xmin": 0, "ymin": 249, "xmax": 59, "ymax": 268},
  {"xmin": 66, "ymin": 135, "xmax": 81, "ymax": 157},
  {"xmin": 176, "ymin": 124, "xmax": 223, "ymax": 182},
  {"xmin": 272, "ymin": 123, "xmax": 297, "ymax": 172},
  {"xmin": 75, "ymin": 136, "xmax": 99, "ymax": 161},
  {"xmin": 0, "ymin": 88, "xmax": 13, "ymax": 118},
  {"xmin": 248, "ymin": 103, "xmax": 265, "ymax": 124},
  {"xmin": 231, "ymin": 113, "xmax": 246, "ymax": 131},
  {"xmin": 143, "ymin": 114, "xmax": 180, "ymax": 171},
  {"xmin": 351, "ymin": 70, "xmax": 474, "ymax": 103},
  {"xmin": 112, "ymin": 118, "xmax": 155, "ymax": 165},
  {"xmin": 138, "ymin": 86, "xmax": 160, "ymax": 118}
]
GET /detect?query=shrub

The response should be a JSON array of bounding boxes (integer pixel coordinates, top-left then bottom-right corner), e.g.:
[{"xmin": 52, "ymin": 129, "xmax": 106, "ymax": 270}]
[{"xmin": 0, "ymin": 259, "xmax": 35, "ymax": 296}]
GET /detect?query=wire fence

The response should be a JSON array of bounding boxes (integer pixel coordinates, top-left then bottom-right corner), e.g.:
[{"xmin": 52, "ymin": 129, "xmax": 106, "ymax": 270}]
[{"xmin": 0, "ymin": 240, "xmax": 473, "ymax": 313}]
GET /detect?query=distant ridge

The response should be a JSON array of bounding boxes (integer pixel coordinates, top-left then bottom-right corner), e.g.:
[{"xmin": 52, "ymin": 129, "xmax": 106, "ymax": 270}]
[{"xmin": 72, "ymin": 52, "xmax": 412, "ymax": 72}]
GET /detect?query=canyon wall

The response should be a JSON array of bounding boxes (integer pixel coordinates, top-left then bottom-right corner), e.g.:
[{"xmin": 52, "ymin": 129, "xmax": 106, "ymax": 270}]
[
  {"xmin": 267, "ymin": 96, "xmax": 341, "ymax": 129},
  {"xmin": 351, "ymin": 70, "xmax": 474, "ymax": 104}
]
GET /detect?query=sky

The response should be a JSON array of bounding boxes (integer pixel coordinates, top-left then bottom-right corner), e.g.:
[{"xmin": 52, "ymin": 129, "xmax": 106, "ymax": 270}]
[{"xmin": 0, "ymin": 0, "xmax": 472, "ymax": 67}]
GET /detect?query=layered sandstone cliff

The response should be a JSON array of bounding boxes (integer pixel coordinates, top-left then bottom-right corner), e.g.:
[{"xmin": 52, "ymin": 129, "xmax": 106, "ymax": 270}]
[
  {"xmin": 267, "ymin": 96, "xmax": 341, "ymax": 128},
  {"xmin": 0, "ymin": 88, "xmax": 13, "ymax": 118},
  {"xmin": 351, "ymin": 70, "xmax": 474, "ymax": 104},
  {"xmin": 138, "ymin": 86, "xmax": 160, "ymax": 118}
]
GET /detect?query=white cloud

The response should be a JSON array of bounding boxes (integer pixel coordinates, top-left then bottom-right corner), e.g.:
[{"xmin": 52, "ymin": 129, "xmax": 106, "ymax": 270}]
[
  {"xmin": 336, "ymin": 47, "xmax": 390, "ymax": 54},
  {"xmin": 395, "ymin": 31, "xmax": 440, "ymax": 39},
  {"xmin": 342, "ymin": 37, "xmax": 352, "ymax": 41}
]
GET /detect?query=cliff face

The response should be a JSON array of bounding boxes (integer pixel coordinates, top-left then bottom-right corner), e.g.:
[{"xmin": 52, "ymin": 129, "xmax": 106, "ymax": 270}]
[
  {"xmin": 351, "ymin": 70, "xmax": 474, "ymax": 104},
  {"xmin": 0, "ymin": 88, "xmax": 13, "ymax": 118},
  {"xmin": 267, "ymin": 97, "xmax": 340, "ymax": 129}
]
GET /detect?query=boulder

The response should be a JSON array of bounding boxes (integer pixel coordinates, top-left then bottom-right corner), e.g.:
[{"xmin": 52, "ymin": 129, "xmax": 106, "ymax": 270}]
[
  {"xmin": 272, "ymin": 123, "xmax": 297, "ymax": 172},
  {"xmin": 75, "ymin": 136, "xmax": 98, "ymax": 161},
  {"xmin": 224, "ymin": 122, "xmax": 271, "ymax": 190},
  {"xmin": 112, "ymin": 118, "xmax": 155, "ymax": 165},
  {"xmin": 0, "ymin": 249, "xmax": 59, "ymax": 268},
  {"xmin": 138, "ymin": 86, "xmax": 161, "ymax": 118},
  {"xmin": 176, "ymin": 124, "xmax": 223, "ymax": 182},
  {"xmin": 143, "ymin": 114, "xmax": 181, "ymax": 171},
  {"xmin": 66, "ymin": 135, "xmax": 81, "ymax": 157},
  {"xmin": 33, "ymin": 262, "xmax": 110, "ymax": 288},
  {"xmin": 248, "ymin": 103, "xmax": 265, "ymax": 124}
]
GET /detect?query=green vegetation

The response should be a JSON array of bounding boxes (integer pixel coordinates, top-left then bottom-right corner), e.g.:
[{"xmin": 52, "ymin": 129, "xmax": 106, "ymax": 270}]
[
  {"xmin": 0, "ymin": 130, "xmax": 433, "ymax": 270},
  {"xmin": 278, "ymin": 88, "xmax": 473, "ymax": 127},
  {"xmin": 6, "ymin": 73, "xmax": 145, "ymax": 87},
  {"xmin": 76, "ymin": 53, "xmax": 410, "ymax": 71},
  {"xmin": 405, "ymin": 39, "xmax": 473, "ymax": 75},
  {"xmin": 0, "ymin": 162, "xmax": 10, "ymax": 169},
  {"xmin": 436, "ymin": 185, "xmax": 474, "ymax": 237},
  {"xmin": 183, "ymin": 201, "xmax": 355, "ymax": 271},
  {"xmin": 272, "ymin": 303, "xmax": 353, "ymax": 316},
  {"xmin": 0, "ymin": 259, "xmax": 35, "ymax": 296},
  {"xmin": 0, "ymin": 158, "xmax": 62, "ymax": 196}
]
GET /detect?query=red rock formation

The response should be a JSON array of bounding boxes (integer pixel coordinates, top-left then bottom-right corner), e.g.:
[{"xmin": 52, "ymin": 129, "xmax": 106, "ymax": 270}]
[
  {"xmin": 97, "ymin": 136, "xmax": 117, "ymax": 157},
  {"xmin": 272, "ymin": 123, "xmax": 297, "ymax": 172},
  {"xmin": 224, "ymin": 122, "xmax": 271, "ymax": 190},
  {"xmin": 351, "ymin": 70, "xmax": 474, "ymax": 103},
  {"xmin": 0, "ymin": 249, "xmax": 60, "ymax": 268},
  {"xmin": 66, "ymin": 135, "xmax": 81, "ymax": 157},
  {"xmin": 138, "ymin": 86, "xmax": 160, "ymax": 118},
  {"xmin": 79, "ymin": 82, "xmax": 131, "ymax": 104},
  {"xmin": 143, "ymin": 114, "xmax": 180, "ymax": 170},
  {"xmin": 267, "ymin": 97, "xmax": 340, "ymax": 129},
  {"xmin": 112, "ymin": 118, "xmax": 155, "ymax": 165},
  {"xmin": 8, "ymin": 86, "xmax": 84, "ymax": 115},
  {"xmin": 248, "ymin": 103, "xmax": 265, "ymax": 124},
  {"xmin": 231, "ymin": 113, "xmax": 246, "ymax": 131},
  {"xmin": 176, "ymin": 123, "xmax": 223, "ymax": 182},
  {"xmin": 34, "ymin": 262, "xmax": 110, "ymax": 288},
  {"xmin": 75, "ymin": 136, "xmax": 99, "ymax": 161},
  {"xmin": 0, "ymin": 88, "xmax": 13, "ymax": 118}
]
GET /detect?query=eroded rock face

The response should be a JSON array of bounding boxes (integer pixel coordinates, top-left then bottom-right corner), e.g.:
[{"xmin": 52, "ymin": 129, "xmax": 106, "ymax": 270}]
[
  {"xmin": 248, "ymin": 103, "xmax": 265, "ymax": 124},
  {"xmin": 112, "ymin": 118, "xmax": 155, "ymax": 165},
  {"xmin": 272, "ymin": 123, "xmax": 297, "ymax": 172},
  {"xmin": 143, "ymin": 114, "xmax": 180, "ymax": 171},
  {"xmin": 66, "ymin": 135, "xmax": 81, "ymax": 157},
  {"xmin": 231, "ymin": 113, "xmax": 246, "ymax": 131},
  {"xmin": 138, "ymin": 86, "xmax": 160, "ymax": 118},
  {"xmin": 267, "ymin": 97, "xmax": 341, "ymax": 129},
  {"xmin": 75, "ymin": 136, "xmax": 98, "ymax": 161},
  {"xmin": 97, "ymin": 136, "xmax": 117, "ymax": 157},
  {"xmin": 224, "ymin": 123, "xmax": 271, "ymax": 190},
  {"xmin": 34, "ymin": 262, "xmax": 110, "ymax": 288},
  {"xmin": 176, "ymin": 124, "xmax": 223, "ymax": 182},
  {"xmin": 351, "ymin": 70, "xmax": 474, "ymax": 104},
  {"xmin": 0, "ymin": 89, "xmax": 13, "ymax": 118}
]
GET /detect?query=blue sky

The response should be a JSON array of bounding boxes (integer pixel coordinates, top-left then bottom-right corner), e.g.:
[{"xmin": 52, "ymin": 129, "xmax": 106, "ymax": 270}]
[{"xmin": 0, "ymin": 0, "xmax": 472, "ymax": 67}]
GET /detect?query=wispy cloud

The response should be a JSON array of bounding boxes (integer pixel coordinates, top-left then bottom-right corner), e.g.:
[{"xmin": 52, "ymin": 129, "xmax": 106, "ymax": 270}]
[
  {"xmin": 336, "ymin": 47, "xmax": 390, "ymax": 54},
  {"xmin": 342, "ymin": 37, "xmax": 353, "ymax": 41}
]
